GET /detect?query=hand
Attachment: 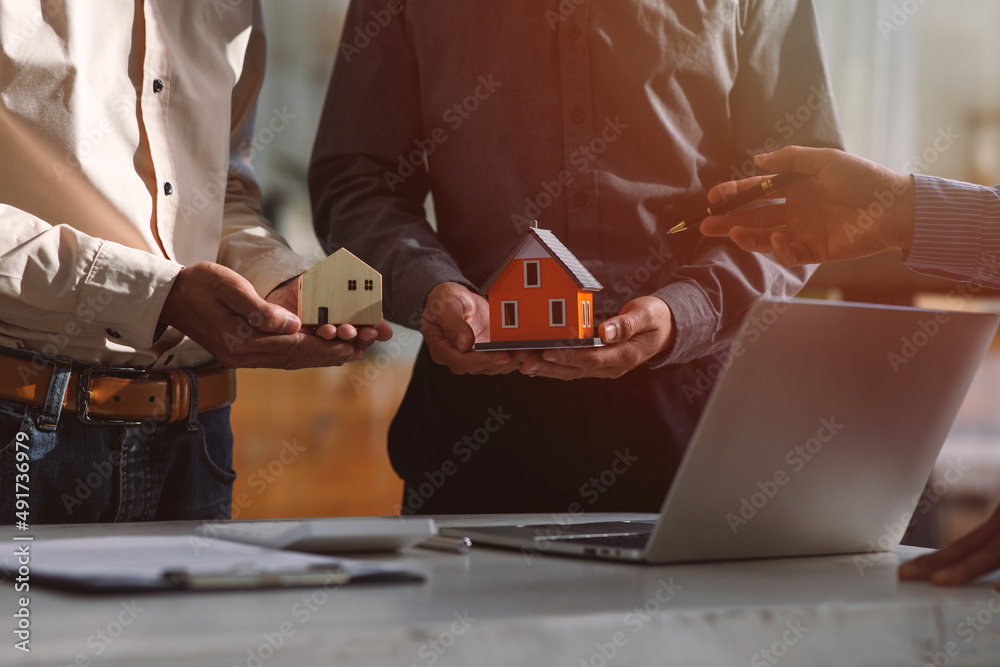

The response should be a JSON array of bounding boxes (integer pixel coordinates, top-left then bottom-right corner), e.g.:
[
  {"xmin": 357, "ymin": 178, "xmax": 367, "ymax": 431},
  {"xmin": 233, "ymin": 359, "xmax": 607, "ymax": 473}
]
[
  {"xmin": 699, "ymin": 147, "xmax": 915, "ymax": 267},
  {"xmin": 265, "ymin": 276, "xmax": 392, "ymax": 352},
  {"xmin": 518, "ymin": 296, "xmax": 674, "ymax": 380},
  {"xmin": 159, "ymin": 262, "xmax": 388, "ymax": 369},
  {"xmin": 421, "ymin": 282, "xmax": 527, "ymax": 375},
  {"xmin": 898, "ymin": 505, "xmax": 1000, "ymax": 586}
]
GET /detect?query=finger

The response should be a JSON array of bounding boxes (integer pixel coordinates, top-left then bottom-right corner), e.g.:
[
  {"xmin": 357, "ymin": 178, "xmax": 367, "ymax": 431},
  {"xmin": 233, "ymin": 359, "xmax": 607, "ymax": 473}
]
[
  {"xmin": 314, "ymin": 324, "xmax": 338, "ymax": 340},
  {"xmin": 729, "ymin": 226, "xmax": 779, "ymax": 253},
  {"xmin": 771, "ymin": 231, "xmax": 811, "ymax": 267},
  {"xmin": 220, "ymin": 279, "xmax": 300, "ymax": 335},
  {"xmin": 248, "ymin": 333, "xmax": 358, "ymax": 369},
  {"xmin": 375, "ymin": 320, "xmax": 393, "ymax": 342},
  {"xmin": 600, "ymin": 305, "xmax": 655, "ymax": 345},
  {"xmin": 754, "ymin": 145, "xmax": 839, "ymax": 178},
  {"xmin": 928, "ymin": 544, "xmax": 1000, "ymax": 586},
  {"xmin": 336, "ymin": 323, "xmax": 359, "ymax": 341},
  {"xmin": 707, "ymin": 175, "xmax": 770, "ymax": 205},
  {"xmin": 900, "ymin": 519, "xmax": 1000, "ymax": 581},
  {"xmin": 424, "ymin": 327, "xmax": 514, "ymax": 373},
  {"xmin": 353, "ymin": 327, "xmax": 380, "ymax": 353}
]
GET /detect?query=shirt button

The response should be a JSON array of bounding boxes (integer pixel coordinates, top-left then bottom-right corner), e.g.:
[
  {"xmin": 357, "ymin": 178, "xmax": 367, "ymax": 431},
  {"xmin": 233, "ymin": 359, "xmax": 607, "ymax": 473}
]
[
  {"xmin": 574, "ymin": 192, "xmax": 589, "ymax": 207},
  {"xmin": 163, "ymin": 182, "xmax": 173, "ymax": 196},
  {"xmin": 153, "ymin": 79, "xmax": 164, "ymax": 94},
  {"xmin": 571, "ymin": 107, "xmax": 586, "ymax": 123},
  {"xmin": 567, "ymin": 24, "xmax": 582, "ymax": 40},
  {"xmin": 106, "ymin": 328, "xmax": 122, "ymax": 339}
]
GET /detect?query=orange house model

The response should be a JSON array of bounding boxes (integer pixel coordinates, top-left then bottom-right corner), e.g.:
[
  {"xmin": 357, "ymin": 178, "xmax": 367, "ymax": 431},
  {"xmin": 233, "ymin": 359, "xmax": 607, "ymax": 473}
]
[{"xmin": 475, "ymin": 227, "xmax": 604, "ymax": 351}]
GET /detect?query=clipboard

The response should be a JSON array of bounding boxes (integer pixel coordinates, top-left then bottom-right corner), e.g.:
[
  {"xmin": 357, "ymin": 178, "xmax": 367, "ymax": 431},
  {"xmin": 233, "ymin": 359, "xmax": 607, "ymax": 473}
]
[{"xmin": 1, "ymin": 535, "xmax": 424, "ymax": 594}]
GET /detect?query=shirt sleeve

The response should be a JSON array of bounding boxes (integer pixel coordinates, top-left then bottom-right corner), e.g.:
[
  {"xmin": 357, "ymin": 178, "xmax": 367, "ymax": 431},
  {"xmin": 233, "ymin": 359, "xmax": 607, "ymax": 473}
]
[
  {"xmin": 308, "ymin": 0, "xmax": 475, "ymax": 330},
  {"xmin": 651, "ymin": 0, "xmax": 844, "ymax": 366},
  {"xmin": 0, "ymin": 206, "xmax": 182, "ymax": 349},
  {"xmin": 215, "ymin": 1, "xmax": 313, "ymax": 299},
  {"xmin": 903, "ymin": 174, "xmax": 1000, "ymax": 289}
]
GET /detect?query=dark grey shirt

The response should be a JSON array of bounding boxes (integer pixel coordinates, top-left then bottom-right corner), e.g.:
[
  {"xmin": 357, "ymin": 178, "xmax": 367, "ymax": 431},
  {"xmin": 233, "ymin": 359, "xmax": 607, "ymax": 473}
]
[{"xmin": 311, "ymin": 0, "xmax": 842, "ymax": 365}]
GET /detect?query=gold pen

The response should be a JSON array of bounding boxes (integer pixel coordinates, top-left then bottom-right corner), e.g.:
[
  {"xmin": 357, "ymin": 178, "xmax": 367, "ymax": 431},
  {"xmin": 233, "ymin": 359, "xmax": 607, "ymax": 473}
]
[{"xmin": 668, "ymin": 172, "xmax": 808, "ymax": 234}]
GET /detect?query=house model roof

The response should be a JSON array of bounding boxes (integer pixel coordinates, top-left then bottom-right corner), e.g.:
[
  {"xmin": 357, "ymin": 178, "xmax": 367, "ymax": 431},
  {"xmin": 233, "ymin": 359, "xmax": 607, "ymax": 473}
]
[{"xmin": 480, "ymin": 228, "xmax": 603, "ymax": 293}]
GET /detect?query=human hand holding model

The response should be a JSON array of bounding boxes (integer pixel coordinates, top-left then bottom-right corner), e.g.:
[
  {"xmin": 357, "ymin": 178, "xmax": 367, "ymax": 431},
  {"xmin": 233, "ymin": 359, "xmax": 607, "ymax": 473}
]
[
  {"xmin": 160, "ymin": 262, "xmax": 391, "ymax": 369},
  {"xmin": 699, "ymin": 147, "xmax": 915, "ymax": 266},
  {"xmin": 422, "ymin": 282, "xmax": 528, "ymax": 375},
  {"xmin": 518, "ymin": 296, "xmax": 675, "ymax": 380}
]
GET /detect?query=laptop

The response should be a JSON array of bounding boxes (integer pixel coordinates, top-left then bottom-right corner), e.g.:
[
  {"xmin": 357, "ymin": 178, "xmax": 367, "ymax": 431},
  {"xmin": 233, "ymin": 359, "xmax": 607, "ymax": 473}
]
[{"xmin": 440, "ymin": 298, "xmax": 999, "ymax": 563}]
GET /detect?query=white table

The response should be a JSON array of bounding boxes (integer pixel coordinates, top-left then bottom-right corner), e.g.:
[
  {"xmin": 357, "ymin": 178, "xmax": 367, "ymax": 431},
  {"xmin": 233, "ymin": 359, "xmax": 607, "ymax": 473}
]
[{"xmin": 3, "ymin": 515, "xmax": 1000, "ymax": 667}]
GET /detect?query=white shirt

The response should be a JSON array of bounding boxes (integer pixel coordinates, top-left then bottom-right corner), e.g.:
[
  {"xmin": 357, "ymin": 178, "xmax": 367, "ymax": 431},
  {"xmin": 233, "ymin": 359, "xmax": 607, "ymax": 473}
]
[{"xmin": 0, "ymin": 0, "xmax": 311, "ymax": 368}]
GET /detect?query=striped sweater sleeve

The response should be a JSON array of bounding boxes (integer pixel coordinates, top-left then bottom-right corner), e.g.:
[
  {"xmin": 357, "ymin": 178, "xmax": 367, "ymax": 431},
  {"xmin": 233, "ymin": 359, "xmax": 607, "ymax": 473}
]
[{"xmin": 904, "ymin": 174, "xmax": 1000, "ymax": 288}]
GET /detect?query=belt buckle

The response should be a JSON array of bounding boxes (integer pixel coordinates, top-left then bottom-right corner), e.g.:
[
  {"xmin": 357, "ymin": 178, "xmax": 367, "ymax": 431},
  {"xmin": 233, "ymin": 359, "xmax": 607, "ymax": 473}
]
[{"xmin": 77, "ymin": 367, "xmax": 172, "ymax": 426}]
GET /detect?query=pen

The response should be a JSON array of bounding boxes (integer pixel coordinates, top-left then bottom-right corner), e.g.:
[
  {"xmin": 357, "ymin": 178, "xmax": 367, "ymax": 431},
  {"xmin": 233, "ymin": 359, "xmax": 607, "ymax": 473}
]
[
  {"xmin": 416, "ymin": 535, "xmax": 472, "ymax": 555},
  {"xmin": 668, "ymin": 171, "xmax": 808, "ymax": 234}
]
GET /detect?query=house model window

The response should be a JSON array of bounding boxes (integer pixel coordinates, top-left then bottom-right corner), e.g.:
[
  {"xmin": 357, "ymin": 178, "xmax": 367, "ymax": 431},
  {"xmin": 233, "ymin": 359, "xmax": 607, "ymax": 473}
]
[
  {"xmin": 549, "ymin": 299, "xmax": 566, "ymax": 327},
  {"xmin": 365, "ymin": 279, "xmax": 374, "ymax": 291},
  {"xmin": 348, "ymin": 280, "xmax": 357, "ymax": 291},
  {"xmin": 524, "ymin": 260, "xmax": 541, "ymax": 288},
  {"xmin": 502, "ymin": 301, "xmax": 519, "ymax": 328}
]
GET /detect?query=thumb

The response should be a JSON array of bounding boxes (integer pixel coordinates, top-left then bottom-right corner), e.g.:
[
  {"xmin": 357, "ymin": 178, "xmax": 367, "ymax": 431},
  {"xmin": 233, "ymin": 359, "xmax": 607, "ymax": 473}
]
[
  {"xmin": 600, "ymin": 308, "xmax": 648, "ymax": 344},
  {"xmin": 435, "ymin": 297, "xmax": 476, "ymax": 352},
  {"xmin": 755, "ymin": 145, "xmax": 834, "ymax": 177},
  {"xmin": 220, "ymin": 275, "xmax": 300, "ymax": 335}
]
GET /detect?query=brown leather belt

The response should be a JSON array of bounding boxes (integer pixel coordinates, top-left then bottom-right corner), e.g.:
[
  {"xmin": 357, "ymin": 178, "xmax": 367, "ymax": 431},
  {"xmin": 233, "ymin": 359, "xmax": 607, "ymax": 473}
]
[{"xmin": 0, "ymin": 353, "xmax": 237, "ymax": 425}]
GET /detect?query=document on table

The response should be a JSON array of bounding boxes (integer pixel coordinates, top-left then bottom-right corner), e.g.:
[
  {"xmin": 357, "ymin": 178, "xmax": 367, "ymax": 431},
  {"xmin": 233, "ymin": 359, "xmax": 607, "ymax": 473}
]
[{"xmin": 1, "ymin": 535, "xmax": 424, "ymax": 593}]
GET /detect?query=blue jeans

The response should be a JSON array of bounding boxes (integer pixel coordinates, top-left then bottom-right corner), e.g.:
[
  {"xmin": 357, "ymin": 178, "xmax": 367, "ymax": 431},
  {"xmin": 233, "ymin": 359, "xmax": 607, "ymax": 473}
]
[{"xmin": 0, "ymin": 349, "xmax": 236, "ymax": 524}]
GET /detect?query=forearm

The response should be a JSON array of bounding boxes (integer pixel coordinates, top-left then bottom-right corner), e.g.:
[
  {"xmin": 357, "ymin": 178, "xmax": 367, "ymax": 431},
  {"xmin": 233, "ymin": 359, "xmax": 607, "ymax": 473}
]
[
  {"xmin": 904, "ymin": 175, "xmax": 1000, "ymax": 289},
  {"xmin": 652, "ymin": 245, "xmax": 812, "ymax": 365},
  {"xmin": 0, "ymin": 210, "xmax": 181, "ymax": 348}
]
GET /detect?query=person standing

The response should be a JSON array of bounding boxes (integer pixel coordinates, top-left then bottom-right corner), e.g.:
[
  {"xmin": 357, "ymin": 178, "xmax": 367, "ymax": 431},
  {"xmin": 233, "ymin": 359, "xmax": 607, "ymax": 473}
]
[
  {"xmin": 311, "ymin": 0, "xmax": 842, "ymax": 513},
  {"xmin": 0, "ymin": 0, "xmax": 389, "ymax": 525}
]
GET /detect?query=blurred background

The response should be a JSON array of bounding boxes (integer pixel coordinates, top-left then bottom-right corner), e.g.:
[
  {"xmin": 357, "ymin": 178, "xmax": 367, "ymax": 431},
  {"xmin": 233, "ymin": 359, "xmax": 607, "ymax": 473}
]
[{"xmin": 232, "ymin": 0, "xmax": 1000, "ymax": 547}]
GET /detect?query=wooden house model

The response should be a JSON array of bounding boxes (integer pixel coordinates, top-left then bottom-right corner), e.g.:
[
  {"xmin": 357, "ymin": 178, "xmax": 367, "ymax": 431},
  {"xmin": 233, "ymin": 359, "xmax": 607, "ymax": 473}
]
[
  {"xmin": 475, "ymin": 227, "xmax": 604, "ymax": 351},
  {"xmin": 296, "ymin": 248, "xmax": 382, "ymax": 327}
]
